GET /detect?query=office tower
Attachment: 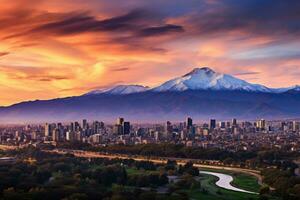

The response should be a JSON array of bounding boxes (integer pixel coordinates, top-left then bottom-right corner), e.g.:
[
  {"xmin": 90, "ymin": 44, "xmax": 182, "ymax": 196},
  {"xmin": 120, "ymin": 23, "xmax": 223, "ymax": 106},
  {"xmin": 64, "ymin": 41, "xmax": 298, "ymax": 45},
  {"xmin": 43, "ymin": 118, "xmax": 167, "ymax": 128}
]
[
  {"xmin": 226, "ymin": 121, "xmax": 231, "ymax": 128},
  {"xmin": 70, "ymin": 122, "xmax": 75, "ymax": 132},
  {"xmin": 293, "ymin": 121, "xmax": 299, "ymax": 132},
  {"xmin": 123, "ymin": 121, "xmax": 130, "ymax": 134},
  {"xmin": 154, "ymin": 131, "xmax": 161, "ymax": 141},
  {"xmin": 210, "ymin": 119, "xmax": 216, "ymax": 130},
  {"xmin": 166, "ymin": 121, "xmax": 172, "ymax": 132},
  {"xmin": 232, "ymin": 118, "xmax": 237, "ymax": 127},
  {"xmin": 83, "ymin": 119, "xmax": 87, "ymax": 130},
  {"xmin": 257, "ymin": 119, "xmax": 266, "ymax": 130},
  {"xmin": 186, "ymin": 117, "xmax": 193, "ymax": 130},
  {"xmin": 45, "ymin": 123, "xmax": 51, "ymax": 137},
  {"xmin": 52, "ymin": 128, "xmax": 60, "ymax": 141},
  {"xmin": 219, "ymin": 121, "xmax": 226, "ymax": 129},
  {"xmin": 92, "ymin": 121, "xmax": 99, "ymax": 134},
  {"xmin": 74, "ymin": 122, "xmax": 81, "ymax": 131},
  {"xmin": 117, "ymin": 117, "xmax": 124, "ymax": 125},
  {"xmin": 66, "ymin": 131, "xmax": 75, "ymax": 141},
  {"xmin": 281, "ymin": 122, "xmax": 286, "ymax": 131},
  {"xmin": 99, "ymin": 121, "xmax": 105, "ymax": 129},
  {"xmin": 57, "ymin": 123, "xmax": 62, "ymax": 129},
  {"xmin": 188, "ymin": 126, "xmax": 195, "ymax": 139}
]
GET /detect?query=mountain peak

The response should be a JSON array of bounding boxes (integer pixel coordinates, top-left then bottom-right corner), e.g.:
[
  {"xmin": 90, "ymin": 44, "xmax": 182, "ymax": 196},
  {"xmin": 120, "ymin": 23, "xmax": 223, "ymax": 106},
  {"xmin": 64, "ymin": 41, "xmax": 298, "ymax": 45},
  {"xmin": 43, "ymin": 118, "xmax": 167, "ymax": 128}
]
[
  {"xmin": 85, "ymin": 84, "xmax": 149, "ymax": 95},
  {"xmin": 184, "ymin": 67, "xmax": 216, "ymax": 77},
  {"xmin": 107, "ymin": 85, "xmax": 149, "ymax": 95},
  {"xmin": 153, "ymin": 66, "xmax": 271, "ymax": 92}
]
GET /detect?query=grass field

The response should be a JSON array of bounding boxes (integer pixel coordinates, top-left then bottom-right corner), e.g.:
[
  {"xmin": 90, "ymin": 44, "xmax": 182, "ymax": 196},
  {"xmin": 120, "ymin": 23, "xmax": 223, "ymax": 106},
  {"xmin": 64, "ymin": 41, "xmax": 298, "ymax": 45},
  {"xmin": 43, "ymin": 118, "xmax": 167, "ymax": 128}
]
[
  {"xmin": 231, "ymin": 173, "xmax": 261, "ymax": 192},
  {"xmin": 126, "ymin": 167, "xmax": 157, "ymax": 175}
]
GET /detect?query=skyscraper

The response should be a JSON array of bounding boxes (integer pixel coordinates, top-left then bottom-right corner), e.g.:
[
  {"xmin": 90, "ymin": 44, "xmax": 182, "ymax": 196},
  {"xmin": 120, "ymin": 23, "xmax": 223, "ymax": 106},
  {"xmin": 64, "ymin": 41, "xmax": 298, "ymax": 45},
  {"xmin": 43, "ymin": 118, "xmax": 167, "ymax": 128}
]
[
  {"xmin": 83, "ymin": 119, "xmax": 87, "ymax": 130},
  {"xmin": 52, "ymin": 128, "xmax": 60, "ymax": 142},
  {"xmin": 123, "ymin": 121, "xmax": 130, "ymax": 134},
  {"xmin": 70, "ymin": 122, "xmax": 75, "ymax": 132},
  {"xmin": 165, "ymin": 121, "xmax": 173, "ymax": 138},
  {"xmin": 45, "ymin": 123, "xmax": 50, "ymax": 137},
  {"xmin": 292, "ymin": 121, "xmax": 299, "ymax": 132},
  {"xmin": 74, "ymin": 122, "xmax": 81, "ymax": 131},
  {"xmin": 257, "ymin": 119, "xmax": 266, "ymax": 130},
  {"xmin": 210, "ymin": 119, "xmax": 216, "ymax": 130},
  {"xmin": 186, "ymin": 117, "xmax": 193, "ymax": 130},
  {"xmin": 232, "ymin": 118, "xmax": 237, "ymax": 127},
  {"xmin": 117, "ymin": 117, "xmax": 124, "ymax": 125},
  {"xmin": 66, "ymin": 131, "xmax": 75, "ymax": 141}
]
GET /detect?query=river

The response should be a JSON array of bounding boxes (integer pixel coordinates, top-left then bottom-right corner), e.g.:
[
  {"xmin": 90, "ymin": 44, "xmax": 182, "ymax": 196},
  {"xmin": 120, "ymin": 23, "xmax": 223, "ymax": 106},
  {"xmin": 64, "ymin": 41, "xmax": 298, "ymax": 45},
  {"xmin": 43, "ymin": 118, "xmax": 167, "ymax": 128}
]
[{"xmin": 200, "ymin": 171, "xmax": 258, "ymax": 194}]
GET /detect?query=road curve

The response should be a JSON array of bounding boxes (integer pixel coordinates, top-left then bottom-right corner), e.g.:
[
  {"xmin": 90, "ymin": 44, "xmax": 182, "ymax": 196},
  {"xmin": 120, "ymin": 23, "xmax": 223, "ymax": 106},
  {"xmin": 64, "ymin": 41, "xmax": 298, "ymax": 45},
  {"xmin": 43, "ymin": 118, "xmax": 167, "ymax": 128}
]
[{"xmin": 200, "ymin": 171, "xmax": 258, "ymax": 194}]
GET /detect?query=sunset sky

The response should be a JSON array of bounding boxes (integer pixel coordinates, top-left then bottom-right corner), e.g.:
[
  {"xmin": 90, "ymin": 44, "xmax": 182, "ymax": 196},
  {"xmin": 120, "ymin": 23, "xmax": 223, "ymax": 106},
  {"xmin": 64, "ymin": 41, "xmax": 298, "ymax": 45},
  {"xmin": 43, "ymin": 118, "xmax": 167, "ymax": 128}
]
[{"xmin": 0, "ymin": 0, "xmax": 300, "ymax": 106}]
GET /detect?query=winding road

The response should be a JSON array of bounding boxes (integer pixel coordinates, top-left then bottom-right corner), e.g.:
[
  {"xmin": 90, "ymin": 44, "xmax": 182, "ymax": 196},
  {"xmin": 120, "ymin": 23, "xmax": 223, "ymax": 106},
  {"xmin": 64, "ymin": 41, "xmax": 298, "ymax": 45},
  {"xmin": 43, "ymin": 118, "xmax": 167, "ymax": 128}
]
[{"xmin": 200, "ymin": 171, "xmax": 258, "ymax": 194}]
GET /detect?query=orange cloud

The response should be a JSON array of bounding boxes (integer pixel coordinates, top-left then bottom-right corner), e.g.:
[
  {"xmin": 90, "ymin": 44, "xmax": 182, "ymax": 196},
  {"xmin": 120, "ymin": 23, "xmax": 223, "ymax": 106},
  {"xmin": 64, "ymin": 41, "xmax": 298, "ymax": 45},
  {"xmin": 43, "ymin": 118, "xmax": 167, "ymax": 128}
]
[{"xmin": 0, "ymin": 0, "xmax": 299, "ymax": 106}]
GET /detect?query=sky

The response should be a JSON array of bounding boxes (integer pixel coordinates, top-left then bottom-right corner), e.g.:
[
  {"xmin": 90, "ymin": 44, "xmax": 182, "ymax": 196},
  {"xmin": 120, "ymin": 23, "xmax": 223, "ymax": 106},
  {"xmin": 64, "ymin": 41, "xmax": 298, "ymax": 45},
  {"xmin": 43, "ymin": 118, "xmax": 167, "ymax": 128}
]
[{"xmin": 0, "ymin": 0, "xmax": 300, "ymax": 106}]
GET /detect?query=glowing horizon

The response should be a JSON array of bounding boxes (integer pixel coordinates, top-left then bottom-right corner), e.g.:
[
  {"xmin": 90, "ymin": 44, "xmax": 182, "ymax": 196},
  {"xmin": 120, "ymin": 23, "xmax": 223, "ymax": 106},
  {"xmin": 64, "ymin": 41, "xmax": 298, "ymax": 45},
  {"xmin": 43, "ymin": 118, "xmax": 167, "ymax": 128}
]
[{"xmin": 0, "ymin": 0, "xmax": 300, "ymax": 106}]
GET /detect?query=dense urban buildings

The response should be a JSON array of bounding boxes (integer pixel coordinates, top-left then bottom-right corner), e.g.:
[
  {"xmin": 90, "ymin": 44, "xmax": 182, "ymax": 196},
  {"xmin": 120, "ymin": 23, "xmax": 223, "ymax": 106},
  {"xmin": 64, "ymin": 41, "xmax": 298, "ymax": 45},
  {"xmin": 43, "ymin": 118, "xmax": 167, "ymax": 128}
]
[{"xmin": 1, "ymin": 117, "xmax": 299, "ymax": 152}]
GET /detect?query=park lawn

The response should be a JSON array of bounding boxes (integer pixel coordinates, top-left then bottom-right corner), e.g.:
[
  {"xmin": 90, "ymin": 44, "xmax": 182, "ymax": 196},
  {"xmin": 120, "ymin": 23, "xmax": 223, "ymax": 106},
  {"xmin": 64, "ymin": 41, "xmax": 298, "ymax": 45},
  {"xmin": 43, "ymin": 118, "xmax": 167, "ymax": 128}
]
[
  {"xmin": 231, "ymin": 173, "xmax": 260, "ymax": 192},
  {"xmin": 126, "ymin": 167, "xmax": 157, "ymax": 175}
]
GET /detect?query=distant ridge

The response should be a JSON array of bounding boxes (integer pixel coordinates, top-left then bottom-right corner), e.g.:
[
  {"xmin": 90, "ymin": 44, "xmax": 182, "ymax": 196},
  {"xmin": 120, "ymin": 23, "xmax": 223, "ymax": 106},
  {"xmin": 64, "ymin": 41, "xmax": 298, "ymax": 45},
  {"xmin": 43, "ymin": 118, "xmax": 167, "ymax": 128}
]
[{"xmin": 0, "ymin": 66, "xmax": 300, "ymax": 123}]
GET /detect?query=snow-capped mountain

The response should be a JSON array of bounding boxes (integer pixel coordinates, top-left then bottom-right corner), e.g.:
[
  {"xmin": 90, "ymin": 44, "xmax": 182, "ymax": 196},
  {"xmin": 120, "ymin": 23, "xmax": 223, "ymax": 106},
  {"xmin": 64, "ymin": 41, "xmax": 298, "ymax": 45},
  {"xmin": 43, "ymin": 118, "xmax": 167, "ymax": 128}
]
[
  {"xmin": 86, "ymin": 67, "xmax": 299, "ymax": 95},
  {"xmin": 86, "ymin": 85, "xmax": 149, "ymax": 95},
  {"xmin": 1, "ymin": 66, "xmax": 300, "ymax": 122},
  {"xmin": 152, "ymin": 67, "xmax": 271, "ymax": 92}
]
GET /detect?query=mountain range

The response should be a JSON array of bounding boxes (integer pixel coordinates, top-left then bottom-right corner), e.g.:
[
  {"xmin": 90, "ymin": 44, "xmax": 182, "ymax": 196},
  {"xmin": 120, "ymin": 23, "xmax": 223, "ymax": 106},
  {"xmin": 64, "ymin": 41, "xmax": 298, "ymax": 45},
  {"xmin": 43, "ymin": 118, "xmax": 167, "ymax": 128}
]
[{"xmin": 1, "ymin": 67, "xmax": 300, "ymax": 123}]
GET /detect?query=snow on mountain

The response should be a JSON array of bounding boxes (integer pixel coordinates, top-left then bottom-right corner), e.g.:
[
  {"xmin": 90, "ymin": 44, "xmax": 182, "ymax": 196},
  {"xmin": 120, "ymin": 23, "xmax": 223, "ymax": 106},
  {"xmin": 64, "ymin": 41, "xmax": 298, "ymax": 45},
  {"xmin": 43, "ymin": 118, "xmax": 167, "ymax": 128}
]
[
  {"xmin": 152, "ymin": 67, "xmax": 271, "ymax": 92},
  {"xmin": 291, "ymin": 85, "xmax": 300, "ymax": 91},
  {"xmin": 86, "ymin": 85, "xmax": 149, "ymax": 95},
  {"xmin": 272, "ymin": 85, "xmax": 300, "ymax": 93},
  {"xmin": 85, "ymin": 67, "xmax": 299, "ymax": 95}
]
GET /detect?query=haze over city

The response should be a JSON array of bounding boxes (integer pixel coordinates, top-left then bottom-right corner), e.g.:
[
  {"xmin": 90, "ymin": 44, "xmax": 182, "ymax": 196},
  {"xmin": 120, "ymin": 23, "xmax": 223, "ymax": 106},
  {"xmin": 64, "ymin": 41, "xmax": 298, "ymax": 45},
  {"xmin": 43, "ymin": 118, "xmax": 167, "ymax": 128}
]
[{"xmin": 1, "ymin": 0, "xmax": 300, "ymax": 105}]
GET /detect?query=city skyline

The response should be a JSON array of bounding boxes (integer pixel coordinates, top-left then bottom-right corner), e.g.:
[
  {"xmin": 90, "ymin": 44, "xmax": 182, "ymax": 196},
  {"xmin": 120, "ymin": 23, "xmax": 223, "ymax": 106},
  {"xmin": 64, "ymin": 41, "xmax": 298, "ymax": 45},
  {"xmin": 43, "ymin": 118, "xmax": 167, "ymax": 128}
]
[{"xmin": 1, "ymin": 0, "xmax": 300, "ymax": 105}]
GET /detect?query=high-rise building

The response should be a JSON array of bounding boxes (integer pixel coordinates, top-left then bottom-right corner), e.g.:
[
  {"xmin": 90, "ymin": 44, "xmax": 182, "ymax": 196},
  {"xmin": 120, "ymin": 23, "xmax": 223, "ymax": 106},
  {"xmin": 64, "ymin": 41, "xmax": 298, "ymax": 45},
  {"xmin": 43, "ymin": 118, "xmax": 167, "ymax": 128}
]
[
  {"xmin": 66, "ymin": 131, "xmax": 75, "ymax": 141},
  {"xmin": 210, "ymin": 119, "xmax": 216, "ymax": 130},
  {"xmin": 219, "ymin": 121, "xmax": 226, "ymax": 129},
  {"xmin": 257, "ymin": 119, "xmax": 266, "ymax": 130},
  {"xmin": 166, "ymin": 121, "xmax": 172, "ymax": 131},
  {"xmin": 74, "ymin": 122, "xmax": 81, "ymax": 131},
  {"xmin": 70, "ymin": 122, "xmax": 75, "ymax": 132},
  {"xmin": 52, "ymin": 128, "xmax": 60, "ymax": 141},
  {"xmin": 82, "ymin": 119, "xmax": 87, "ymax": 130},
  {"xmin": 123, "ymin": 121, "xmax": 130, "ymax": 134},
  {"xmin": 186, "ymin": 117, "xmax": 193, "ymax": 130},
  {"xmin": 292, "ymin": 121, "xmax": 299, "ymax": 132},
  {"xmin": 232, "ymin": 118, "xmax": 237, "ymax": 127},
  {"xmin": 45, "ymin": 123, "xmax": 51, "ymax": 137},
  {"xmin": 117, "ymin": 117, "xmax": 124, "ymax": 125},
  {"xmin": 165, "ymin": 121, "xmax": 173, "ymax": 138}
]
